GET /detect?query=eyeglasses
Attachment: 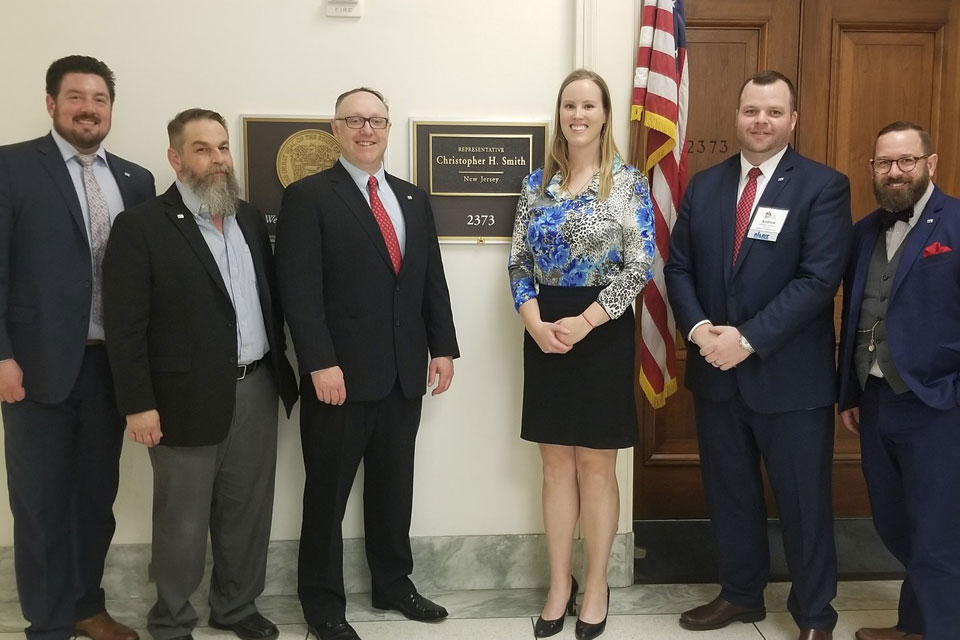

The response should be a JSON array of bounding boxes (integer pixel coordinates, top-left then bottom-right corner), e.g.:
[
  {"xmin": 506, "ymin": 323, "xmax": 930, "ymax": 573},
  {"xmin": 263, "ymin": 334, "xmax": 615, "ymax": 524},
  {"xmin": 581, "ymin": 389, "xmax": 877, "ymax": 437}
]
[
  {"xmin": 335, "ymin": 116, "xmax": 390, "ymax": 130},
  {"xmin": 870, "ymin": 155, "xmax": 929, "ymax": 174}
]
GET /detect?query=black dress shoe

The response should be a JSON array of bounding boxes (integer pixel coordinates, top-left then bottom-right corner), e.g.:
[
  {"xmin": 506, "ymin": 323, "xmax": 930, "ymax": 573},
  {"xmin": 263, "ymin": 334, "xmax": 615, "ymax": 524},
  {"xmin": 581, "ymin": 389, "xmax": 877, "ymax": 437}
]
[
  {"xmin": 306, "ymin": 620, "xmax": 361, "ymax": 640},
  {"xmin": 371, "ymin": 591, "xmax": 448, "ymax": 621},
  {"xmin": 534, "ymin": 575, "xmax": 578, "ymax": 638},
  {"xmin": 574, "ymin": 585, "xmax": 609, "ymax": 640},
  {"xmin": 210, "ymin": 612, "xmax": 279, "ymax": 640}
]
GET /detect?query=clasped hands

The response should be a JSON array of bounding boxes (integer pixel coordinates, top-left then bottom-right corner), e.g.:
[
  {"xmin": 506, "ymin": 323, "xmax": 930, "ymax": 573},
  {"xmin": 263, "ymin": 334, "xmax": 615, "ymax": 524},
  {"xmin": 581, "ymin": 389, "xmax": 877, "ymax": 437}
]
[
  {"xmin": 692, "ymin": 323, "xmax": 750, "ymax": 371},
  {"xmin": 529, "ymin": 314, "xmax": 593, "ymax": 354}
]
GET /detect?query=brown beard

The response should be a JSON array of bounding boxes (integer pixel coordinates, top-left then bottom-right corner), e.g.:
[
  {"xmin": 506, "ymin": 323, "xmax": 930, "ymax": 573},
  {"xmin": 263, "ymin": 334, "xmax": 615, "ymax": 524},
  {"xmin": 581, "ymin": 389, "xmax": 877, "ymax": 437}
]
[
  {"xmin": 182, "ymin": 165, "xmax": 241, "ymax": 217},
  {"xmin": 873, "ymin": 169, "xmax": 929, "ymax": 213}
]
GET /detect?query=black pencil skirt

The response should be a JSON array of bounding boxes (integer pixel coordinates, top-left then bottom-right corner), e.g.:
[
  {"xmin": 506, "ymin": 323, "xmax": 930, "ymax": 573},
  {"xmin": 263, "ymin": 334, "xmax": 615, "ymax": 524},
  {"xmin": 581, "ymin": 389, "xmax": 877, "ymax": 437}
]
[{"xmin": 520, "ymin": 284, "xmax": 639, "ymax": 449}]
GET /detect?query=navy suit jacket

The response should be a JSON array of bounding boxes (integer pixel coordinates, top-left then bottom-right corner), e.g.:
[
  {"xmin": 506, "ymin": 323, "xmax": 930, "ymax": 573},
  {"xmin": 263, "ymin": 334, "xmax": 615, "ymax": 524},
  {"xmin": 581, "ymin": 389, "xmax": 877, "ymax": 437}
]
[
  {"xmin": 665, "ymin": 146, "xmax": 852, "ymax": 413},
  {"xmin": 275, "ymin": 160, "xmax": 459, "ymax": 402},
  {"xmin": 0, "ymin": 133, "xmax": 155, "ymax": 403},
  {"xmin": 838, "ymin": 185, "xmax": 960, "ymax": 411}
]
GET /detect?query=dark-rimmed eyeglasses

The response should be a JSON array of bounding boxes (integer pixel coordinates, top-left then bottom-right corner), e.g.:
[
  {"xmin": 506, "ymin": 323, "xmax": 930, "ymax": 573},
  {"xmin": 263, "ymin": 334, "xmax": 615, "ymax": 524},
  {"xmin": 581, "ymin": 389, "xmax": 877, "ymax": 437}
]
[
  {"xmin": 335, "ymin": 116, "xmax": 389, "ymax": 130},
  {"xmin": 870, "ymin": 155, "xmax": 929, "ymax": 174}
]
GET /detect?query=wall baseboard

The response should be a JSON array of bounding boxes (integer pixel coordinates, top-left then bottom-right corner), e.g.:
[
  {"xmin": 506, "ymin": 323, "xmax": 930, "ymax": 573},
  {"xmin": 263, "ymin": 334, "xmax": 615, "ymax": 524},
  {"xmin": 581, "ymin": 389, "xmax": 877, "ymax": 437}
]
[{"xmin": 0, "ymin": 531, "xmax": 634, "ymax": 605}]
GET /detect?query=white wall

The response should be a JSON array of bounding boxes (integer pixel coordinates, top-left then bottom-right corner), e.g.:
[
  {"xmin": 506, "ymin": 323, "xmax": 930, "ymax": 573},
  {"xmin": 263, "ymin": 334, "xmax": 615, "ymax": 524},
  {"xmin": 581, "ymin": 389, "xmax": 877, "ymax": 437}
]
[{"xmin": 0, "ymin": 0, "xmax": 640, "ymax": 545}]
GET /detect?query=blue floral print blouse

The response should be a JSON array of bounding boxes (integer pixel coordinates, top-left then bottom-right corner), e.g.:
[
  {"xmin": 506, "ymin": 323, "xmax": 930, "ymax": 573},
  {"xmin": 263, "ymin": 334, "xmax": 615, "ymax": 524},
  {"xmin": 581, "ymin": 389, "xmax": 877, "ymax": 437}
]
[{"xmin": 508, "ymin": 157, "xmax": 655, "ymax": 319}]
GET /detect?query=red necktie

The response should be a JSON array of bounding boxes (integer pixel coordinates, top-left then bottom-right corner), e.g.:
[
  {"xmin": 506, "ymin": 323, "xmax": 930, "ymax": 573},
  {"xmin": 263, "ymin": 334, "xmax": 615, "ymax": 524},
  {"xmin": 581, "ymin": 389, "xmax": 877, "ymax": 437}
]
[
  {"xmin": 367, "ymin": 175, "xmax": 402, "ymax": 274},
  {"xmin": 732, "ymin": 166, "xmax": 763, "ymax": 264}
]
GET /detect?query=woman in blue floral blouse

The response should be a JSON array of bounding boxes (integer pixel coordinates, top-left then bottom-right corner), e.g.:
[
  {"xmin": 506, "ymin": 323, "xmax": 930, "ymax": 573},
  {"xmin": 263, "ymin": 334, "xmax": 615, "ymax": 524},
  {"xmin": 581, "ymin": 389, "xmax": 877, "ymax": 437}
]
[{"xmin": 508, "ymin": 69, "xmax": 655, "ymax": 640}]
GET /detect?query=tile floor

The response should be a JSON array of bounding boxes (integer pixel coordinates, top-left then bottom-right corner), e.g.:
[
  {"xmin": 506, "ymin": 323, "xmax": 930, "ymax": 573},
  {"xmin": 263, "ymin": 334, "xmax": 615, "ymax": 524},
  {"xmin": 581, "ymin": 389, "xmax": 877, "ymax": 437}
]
[{"xmin": 0, "ymin": 581, "xmax": 900, "ymax": 639}]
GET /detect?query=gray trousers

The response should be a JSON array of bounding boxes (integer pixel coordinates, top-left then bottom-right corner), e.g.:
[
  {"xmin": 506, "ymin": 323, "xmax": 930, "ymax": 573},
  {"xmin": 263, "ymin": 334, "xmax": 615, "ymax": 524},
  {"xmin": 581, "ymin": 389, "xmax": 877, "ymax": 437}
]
[{"xmin": 146, "ymin": 365, "xmax": 279, "ymax": 640}]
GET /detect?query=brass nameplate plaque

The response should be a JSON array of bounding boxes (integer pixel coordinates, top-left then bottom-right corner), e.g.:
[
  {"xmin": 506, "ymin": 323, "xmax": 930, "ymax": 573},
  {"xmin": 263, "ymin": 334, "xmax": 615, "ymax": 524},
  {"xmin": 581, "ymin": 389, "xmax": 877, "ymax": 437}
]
[{"xmin": 411, "ymin": 121, "xmax": 548, "ymax": 243}]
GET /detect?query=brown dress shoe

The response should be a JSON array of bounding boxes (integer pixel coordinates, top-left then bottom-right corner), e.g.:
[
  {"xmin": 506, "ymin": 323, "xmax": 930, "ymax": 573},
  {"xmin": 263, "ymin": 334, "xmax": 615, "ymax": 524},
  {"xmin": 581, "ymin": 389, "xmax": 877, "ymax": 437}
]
[
  {"xmin": 856, "ymin": 627, "xmax": 923, "ymax": 640},
  {"xmin": 679, "ymin": 595, "xmax": 766, "ymax": 630},
  {"xmin": 74, "ymin": 612, "xmax": 139, "ymax": 640},
  {"xmin": 798, "ymin": 629, "xmax": 832, "ymax": 640}
]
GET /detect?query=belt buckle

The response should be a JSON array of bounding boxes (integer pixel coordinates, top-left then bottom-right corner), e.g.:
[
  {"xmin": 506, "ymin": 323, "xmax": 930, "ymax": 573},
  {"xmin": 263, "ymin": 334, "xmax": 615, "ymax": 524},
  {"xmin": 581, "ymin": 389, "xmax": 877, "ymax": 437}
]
[{"xmin": 236, "ymin": 364, "xmax": 247, "ymax": 381}]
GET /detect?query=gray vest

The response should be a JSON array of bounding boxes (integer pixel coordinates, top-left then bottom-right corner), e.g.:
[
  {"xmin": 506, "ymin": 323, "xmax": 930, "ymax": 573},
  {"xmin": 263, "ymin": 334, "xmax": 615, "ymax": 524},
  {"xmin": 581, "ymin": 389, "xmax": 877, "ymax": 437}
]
[{"xmin": 854, "ymin": 233, "xmax": 909, "ymax": 392}]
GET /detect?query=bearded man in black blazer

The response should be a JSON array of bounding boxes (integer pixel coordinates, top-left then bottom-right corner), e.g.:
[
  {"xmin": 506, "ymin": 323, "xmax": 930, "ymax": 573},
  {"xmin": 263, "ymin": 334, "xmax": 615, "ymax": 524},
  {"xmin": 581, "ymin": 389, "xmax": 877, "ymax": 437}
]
[
  {"xmin": 103, "ymin": 109, "xmax": 297, "ymax": 640},
  {"xmin": 275, "ymin": 87, "xmax": 459, "ymax": 640},
  {"xmin": 0, "ymin": 55, "xmax": 154, "ymax": 640}
]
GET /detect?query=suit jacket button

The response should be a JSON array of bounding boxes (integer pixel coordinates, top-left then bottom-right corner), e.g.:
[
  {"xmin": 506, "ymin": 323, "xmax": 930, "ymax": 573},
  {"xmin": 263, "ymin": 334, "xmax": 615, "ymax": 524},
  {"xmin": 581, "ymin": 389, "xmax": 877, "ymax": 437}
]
[
  {"xmin": 395, "ymin": 285, "xmax": 401, "ymax": 292},
  {"xmin": 229, "ymin": 356, "xmax": 237, "ymax": 364},
  {"xmin": 395, "ymin": 320, "xmax": 401, "ymax": 327}
]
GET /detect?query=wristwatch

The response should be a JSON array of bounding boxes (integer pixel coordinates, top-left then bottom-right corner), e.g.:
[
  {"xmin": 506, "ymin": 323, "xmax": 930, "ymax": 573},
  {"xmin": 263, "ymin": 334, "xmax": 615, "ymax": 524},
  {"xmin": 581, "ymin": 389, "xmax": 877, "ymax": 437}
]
[{"xmin": 739, "ymin": 334, "xmax": 755, "ymax": 354}]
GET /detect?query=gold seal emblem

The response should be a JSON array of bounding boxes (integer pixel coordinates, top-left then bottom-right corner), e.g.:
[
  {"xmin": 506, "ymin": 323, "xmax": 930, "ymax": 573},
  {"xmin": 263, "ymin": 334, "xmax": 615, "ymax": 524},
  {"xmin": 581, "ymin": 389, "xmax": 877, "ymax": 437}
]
[{"xmin": 276, "ymin": 129, "xmax": 340, "ymax": 187}]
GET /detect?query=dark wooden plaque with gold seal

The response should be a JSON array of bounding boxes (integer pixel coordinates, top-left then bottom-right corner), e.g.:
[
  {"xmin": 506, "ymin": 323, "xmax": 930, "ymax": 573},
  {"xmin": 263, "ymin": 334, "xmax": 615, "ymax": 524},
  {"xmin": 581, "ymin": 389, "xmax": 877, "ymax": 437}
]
[
  {"xmin": 242, "ymin": 116, "xmax": 339, "ymax": 235},
  {"xmin": 410, "ymin": 120, "xmax": 548, "ymax": 243}
]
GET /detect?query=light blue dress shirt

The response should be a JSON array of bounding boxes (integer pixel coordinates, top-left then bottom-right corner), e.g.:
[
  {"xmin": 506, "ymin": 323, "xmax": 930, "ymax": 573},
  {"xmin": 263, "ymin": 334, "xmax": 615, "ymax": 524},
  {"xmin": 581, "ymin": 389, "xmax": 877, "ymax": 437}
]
[{"xmin": 176, "ymin": 181, "xmax": 269, "ymax": 366}]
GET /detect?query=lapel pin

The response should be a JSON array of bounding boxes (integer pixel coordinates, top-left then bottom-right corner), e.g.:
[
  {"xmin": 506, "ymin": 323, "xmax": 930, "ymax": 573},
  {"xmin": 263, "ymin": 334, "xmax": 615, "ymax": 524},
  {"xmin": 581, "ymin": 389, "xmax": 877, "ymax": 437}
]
[
  {"xmin": 777, "ymin": 177, "xmax": 784, "ymax": 182},
  {"xmin": 927, "ymin": 218, "xmax": 934, "ymax": 223},
  {"xmin": 124, "ymin": 171, "xmax": 131, "ymax": 177},
  {"xmin": 406, "ymin": 195, "xmax": 413, "ymax": 200},
  {"xmin": 177, "ymin": 214, "xmax": 184, "ymax": 219}
]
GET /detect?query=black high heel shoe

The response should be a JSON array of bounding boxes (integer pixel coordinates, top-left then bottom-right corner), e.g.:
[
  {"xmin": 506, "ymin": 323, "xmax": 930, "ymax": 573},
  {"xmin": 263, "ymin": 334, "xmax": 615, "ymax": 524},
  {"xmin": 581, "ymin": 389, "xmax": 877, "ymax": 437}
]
[
  {"xmin": 533, "ymin": 575, "xmax": 578, "ymax": 638},
  {"xmin": 574, "ymin": 585, "xmax": 609, "ymax": 640}
]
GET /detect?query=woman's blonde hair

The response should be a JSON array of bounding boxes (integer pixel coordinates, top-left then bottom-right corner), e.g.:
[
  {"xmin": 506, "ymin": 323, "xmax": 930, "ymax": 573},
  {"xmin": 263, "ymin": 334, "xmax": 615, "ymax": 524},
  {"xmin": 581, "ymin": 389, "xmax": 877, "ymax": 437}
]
[{"xmin": 542, "ymin": 69, "xmax": 621, "ymax": 200}]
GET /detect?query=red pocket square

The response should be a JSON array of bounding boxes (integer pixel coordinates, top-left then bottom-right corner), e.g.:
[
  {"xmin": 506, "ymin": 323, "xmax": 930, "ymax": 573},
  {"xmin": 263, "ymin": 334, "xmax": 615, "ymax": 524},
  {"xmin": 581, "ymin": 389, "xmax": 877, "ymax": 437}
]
[{"xmin": 923, "ymin": 242, "xmax": 952, "ymax": 257}]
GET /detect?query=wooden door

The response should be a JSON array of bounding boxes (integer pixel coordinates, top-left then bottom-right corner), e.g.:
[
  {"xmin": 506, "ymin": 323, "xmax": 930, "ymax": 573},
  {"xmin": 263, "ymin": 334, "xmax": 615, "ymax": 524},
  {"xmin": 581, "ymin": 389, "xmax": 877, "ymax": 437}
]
[
  {"xmin": 633, "ymin": 0, "xmax": 801, "ymax": 519},
  {"xmin": 634, "ymin": 0, "xmax": 960, "ymax": 519}
]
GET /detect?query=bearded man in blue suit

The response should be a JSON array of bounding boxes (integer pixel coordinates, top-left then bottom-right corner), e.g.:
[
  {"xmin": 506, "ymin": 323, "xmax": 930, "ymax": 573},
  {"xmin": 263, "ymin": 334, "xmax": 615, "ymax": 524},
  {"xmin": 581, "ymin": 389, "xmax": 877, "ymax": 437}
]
[
  {"xmin": 0, "ymin": 55, "xmax": 154, "ymax": 640},
  {"xmin": 838, "ymin": 121, "xmax": 960, "ymax": 640}
]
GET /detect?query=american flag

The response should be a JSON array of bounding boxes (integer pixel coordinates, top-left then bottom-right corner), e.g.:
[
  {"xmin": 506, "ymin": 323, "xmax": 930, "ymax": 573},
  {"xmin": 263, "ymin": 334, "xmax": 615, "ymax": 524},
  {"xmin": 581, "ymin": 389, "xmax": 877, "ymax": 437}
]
[{"xmin": 630, "ymin": 0, "xmax": 688, "ymax": 408}]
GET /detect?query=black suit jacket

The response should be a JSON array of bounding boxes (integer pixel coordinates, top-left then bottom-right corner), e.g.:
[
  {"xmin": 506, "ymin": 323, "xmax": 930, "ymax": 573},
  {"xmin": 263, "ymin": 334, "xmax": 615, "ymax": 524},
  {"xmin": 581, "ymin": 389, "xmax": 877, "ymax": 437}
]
[
  {"xmin": 103, "ymin": 184, "xmax": 298, "ymax": 447},
  {"xmin": 665, "ymin": 146, "xmax": 852, "ymax": 413},
  {"xmin": 0, "ymin": 133, "xmax": 155, "ymax": 403},
  {"xmin": 275, "ymin": 160, "xmax": 459, "ymax": 401}
]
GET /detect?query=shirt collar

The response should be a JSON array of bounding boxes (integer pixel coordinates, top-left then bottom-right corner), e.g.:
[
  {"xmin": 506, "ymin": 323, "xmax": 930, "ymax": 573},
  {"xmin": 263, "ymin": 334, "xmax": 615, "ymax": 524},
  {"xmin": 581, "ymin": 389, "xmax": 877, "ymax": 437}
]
[
  {"xmin": 339, "ymin": 155, "xmax": 387, "ymax": 193},
  {"xmin": 175, "ymin": 180, "xmax": 208, "ymax": 221},
  {"xmin": 740, "ymin": 145, "xmax": 788, "ymax": 182},
  {"xmin": 51, "ymin": 128, "xmax": 108, "ymax": 166}
]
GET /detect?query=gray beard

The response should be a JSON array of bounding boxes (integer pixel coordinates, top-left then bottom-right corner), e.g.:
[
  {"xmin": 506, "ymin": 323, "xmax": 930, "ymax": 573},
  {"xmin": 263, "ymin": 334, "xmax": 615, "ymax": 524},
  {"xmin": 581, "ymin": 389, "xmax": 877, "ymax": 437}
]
[
  {"xmin": 873, "ymin": 171, "xmax": 929, "ymax": 213},
  {"xmin": 184, "ymin": 167, "xmax": 241, "ymax": 217}
]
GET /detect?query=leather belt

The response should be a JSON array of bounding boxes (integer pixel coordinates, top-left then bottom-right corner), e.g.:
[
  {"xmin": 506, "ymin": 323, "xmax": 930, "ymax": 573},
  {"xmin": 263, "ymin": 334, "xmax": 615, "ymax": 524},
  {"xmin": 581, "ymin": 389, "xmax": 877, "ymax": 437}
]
[
  {"xmin": 85, "ymin": 339, "xmax": 105, "ymax": 346},
  {"xmin": 237, "ymin": 358, "xmax": 262, "ymax": 381}
]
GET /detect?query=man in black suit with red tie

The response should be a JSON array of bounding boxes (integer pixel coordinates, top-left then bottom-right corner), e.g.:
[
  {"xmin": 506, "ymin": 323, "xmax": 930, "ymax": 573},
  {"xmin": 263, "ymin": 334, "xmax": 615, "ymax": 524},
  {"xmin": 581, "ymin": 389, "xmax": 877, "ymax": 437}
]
[
  {"xmin": 275, "ymin": 87, "xmax": 459, "ymax": 640},
  {"xmin": 0, "ymin": 55, "xmax": 155, "ymax": 640}
]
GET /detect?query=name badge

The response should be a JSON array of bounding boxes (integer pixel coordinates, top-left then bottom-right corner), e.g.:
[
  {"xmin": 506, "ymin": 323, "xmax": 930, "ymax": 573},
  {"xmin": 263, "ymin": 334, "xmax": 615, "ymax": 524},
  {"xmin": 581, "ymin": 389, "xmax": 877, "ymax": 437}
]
[{"xmin": 747, "ymin": 207, "xmax": 789, "ymax": 241}]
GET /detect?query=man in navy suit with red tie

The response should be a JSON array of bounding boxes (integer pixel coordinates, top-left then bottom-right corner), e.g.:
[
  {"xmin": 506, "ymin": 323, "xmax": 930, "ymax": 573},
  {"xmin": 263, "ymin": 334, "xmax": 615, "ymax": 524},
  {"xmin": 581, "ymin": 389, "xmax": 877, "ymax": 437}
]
[
  {"xmin": 665, "ymin": 71, "xmax": 852, "ymax": 640},
  {"xmin": 838, "ymin": 121, "xmax": 960, "ymax": 640}
]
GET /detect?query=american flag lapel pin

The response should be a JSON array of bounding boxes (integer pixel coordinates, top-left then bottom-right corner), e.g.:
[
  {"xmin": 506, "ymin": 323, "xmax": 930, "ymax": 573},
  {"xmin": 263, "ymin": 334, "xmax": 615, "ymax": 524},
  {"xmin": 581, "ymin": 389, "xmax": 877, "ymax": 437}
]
[
  {"xmin": 927, "ymin": 219, "xmax": 934, "ymax": 223},
  {"xmin": 177, "ymin": 214, "xmax": 184, "ymax": 219},
  {"xmin": 124, "ymin": 171, "xmax": 131, "ymax": 177},
  {"xmin": 406, "ymin": 195, "xmax": 413, "ymax": 200},
  {"xmin": 777, "ymin": 177, "xmax": 784, "ymax": 182}
]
